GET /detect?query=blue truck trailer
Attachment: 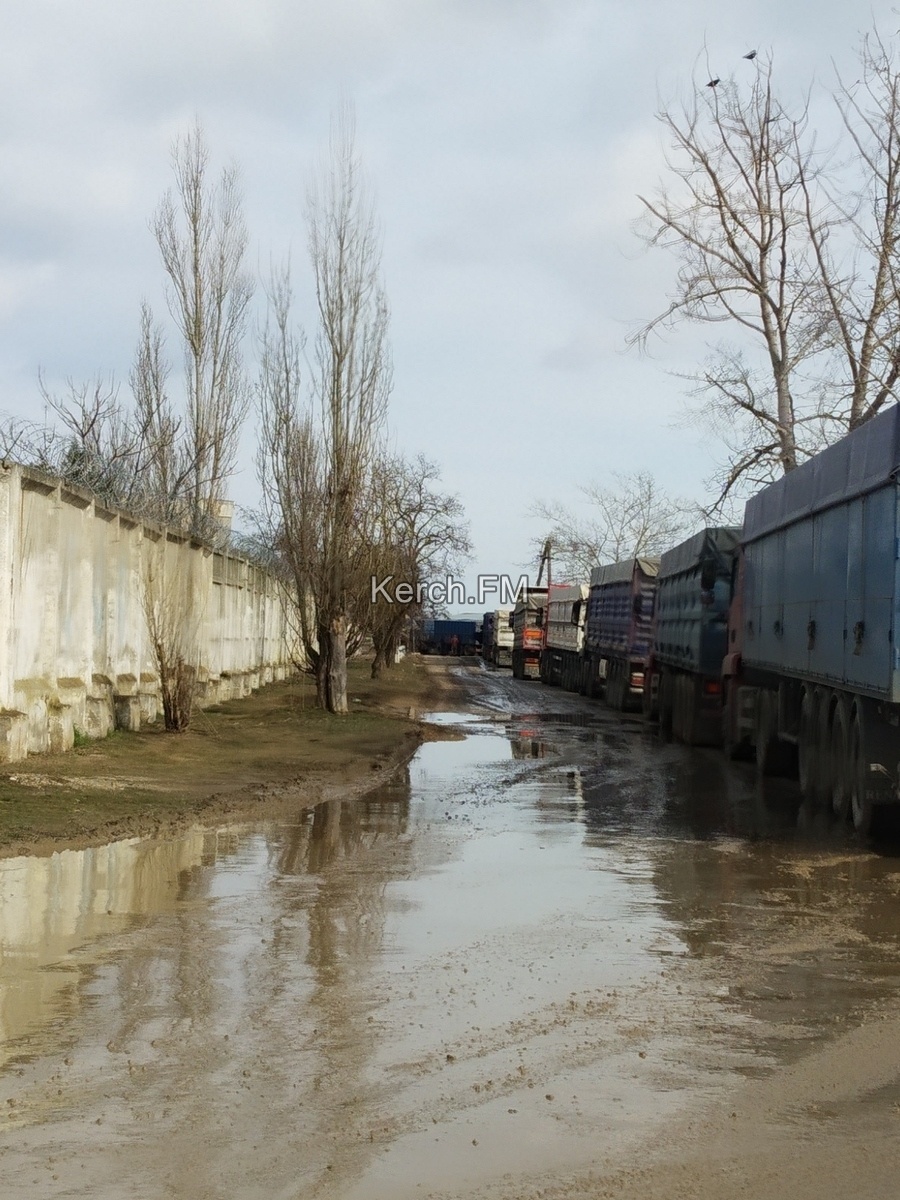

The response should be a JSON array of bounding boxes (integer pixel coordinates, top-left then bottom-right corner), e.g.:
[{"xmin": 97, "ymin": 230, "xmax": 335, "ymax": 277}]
[
  {"xmin": 644, "ymin": 527, "xmax": 741, "ymax": 745},
  {"xmin": 420, "ymin": 619, "xmax": 478, "ymax": 655},
  {"xmin": 582, "ymin": 558, "xmax": 659, "ymax": 710},
  {"xmin": 723, "ymin": 403, "xmax": 900, "ymax": 832}
]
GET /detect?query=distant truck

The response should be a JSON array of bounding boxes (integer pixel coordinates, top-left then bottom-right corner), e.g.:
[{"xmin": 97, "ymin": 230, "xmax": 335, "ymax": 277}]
[
  {"xmin": 511, "ymin": 588, "xmax": 548, "ymax": 680},
  {"xmin": 540, "ymin": 584, "xmax": 589, "ymax": 690},
  {"xmin": 643, "ymin": 527, "xmax": 740, "ymax": 745},
  {"xmin": 482, "ymin": 609, "xmax": 513, "ymax": 668},
  {"xmin": 420, "ymin": 619, "xmax": 478, "ymax": 656},
  {"xmin": 583, "ymin": 558, "xmax": 659, "ymax": 710},
  {"xmin": 481, "ymin": 611, "xmax": 495, "ymax": 662}
]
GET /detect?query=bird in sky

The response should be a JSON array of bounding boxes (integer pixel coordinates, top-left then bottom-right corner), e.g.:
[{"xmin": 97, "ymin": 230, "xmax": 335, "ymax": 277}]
[
  {"xmin": 743, "ymin": 50, "xmax": 757, "ymax": 60},
  {"xmin": 707, "ymin": 78, "xmax": 720, "ymax": 87}
]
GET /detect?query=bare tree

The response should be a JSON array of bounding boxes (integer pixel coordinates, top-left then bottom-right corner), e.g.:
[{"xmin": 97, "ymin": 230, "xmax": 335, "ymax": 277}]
[
  {"xmin": 4, "ymin": 124, "xmax": 252, "ymax": 546},
  {"xmin": 367, "ymin": 454, "xmax": 471, "ymax": 678},
  {"xmin": 257, "ymin": 107, "xmax": 392, "ymax": 713},
  {"xmin": 257, "ymin": 268, "xmax": 325, "ymax": 679},
  {"xmin": 151, "ymin": 122, "xmax": 253, "ymax": 536},
  {"xmin": 128, "ymin": 301, "xmax": 193, "ymax": 526},
  {"xmin": 141, "ymin": 536, "xmax": 202, "ymax": 731},
  {"xmin": 532, "ymin": 471, "xmax": 695, "ymax": 580},
  {"xmin": 1, "ymin": 378, "xmax": 132, "ymax": 505},
  {"xmin": 817, "ymin": 31, "xmax": 900, "ymax": 430},
  {"xmin": 632, "ymin": 37, "xmax": 900, "ymax": 503},
  {"xmin": 632, "ymin": 57, "xmax": 828, "ymax": 498}
]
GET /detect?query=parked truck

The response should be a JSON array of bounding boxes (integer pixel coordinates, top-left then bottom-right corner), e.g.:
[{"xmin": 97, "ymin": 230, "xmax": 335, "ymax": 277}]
[
  {"xmin": 511, "ymin": 589, "xmax": 547, "ymax": 680},
  {"xmin": 644, "ymin": 527, "xmax": 740, "ymax": 745},
  {"xmin": 420, "ymin": 619, "xmax": 478, "ymax": 656},
  {"xmin": 482, "ymin": 608, "xmax": 513, "ymax": 667},
  {"xmin": 722, "ymin": 402, "xmax": 900, "ymax": 833},
  {"xmin": 582, "ymin": 558, "xmax": 659, "ymax": 710},
  {"xmin": 540, "ymin": 584, "xmax": 589, "ymax": 690}
]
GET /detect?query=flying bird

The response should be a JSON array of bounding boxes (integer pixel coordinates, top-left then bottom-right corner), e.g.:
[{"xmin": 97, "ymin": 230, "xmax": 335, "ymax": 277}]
[
  {"xmin": 706, "ymin": 78, "xmax": 720, "ymax": 87},
  {"xmin": 743, "ymin": 50, "xmax": 757, "ymax": 60}
]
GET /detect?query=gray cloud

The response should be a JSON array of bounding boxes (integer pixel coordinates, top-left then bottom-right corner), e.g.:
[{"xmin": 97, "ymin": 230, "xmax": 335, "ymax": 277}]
[{"xmin": 0, "ymin": 0, "xmax": 896, "ymax": 587}]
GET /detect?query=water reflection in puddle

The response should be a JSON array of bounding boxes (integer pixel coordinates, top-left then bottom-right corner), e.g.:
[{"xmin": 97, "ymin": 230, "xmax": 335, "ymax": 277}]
[{"xmin": 2, "ymin": 709, "xmax": 900, "ymax": 1199}]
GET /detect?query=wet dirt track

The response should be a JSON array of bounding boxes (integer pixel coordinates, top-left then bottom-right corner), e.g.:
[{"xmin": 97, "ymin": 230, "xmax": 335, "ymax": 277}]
[{"xmin": 3, "ymin": 662, "xmax": 900, "ymax": 1199}]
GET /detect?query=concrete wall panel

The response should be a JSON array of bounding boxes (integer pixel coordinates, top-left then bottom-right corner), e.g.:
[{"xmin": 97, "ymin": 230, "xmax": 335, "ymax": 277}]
[{"xmin": 0, "ymin": 466, "xmax": 298, "ymax": 762}]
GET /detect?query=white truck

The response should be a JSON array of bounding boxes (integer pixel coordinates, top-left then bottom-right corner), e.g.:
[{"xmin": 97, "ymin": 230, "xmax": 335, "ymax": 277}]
[
  {"xmin": 488, "ymin": 608, "xmax": 514, "ymax": 667},
  {"xmin": 540, "ymin": 583, "xmax": 589, "ymax": 692}
]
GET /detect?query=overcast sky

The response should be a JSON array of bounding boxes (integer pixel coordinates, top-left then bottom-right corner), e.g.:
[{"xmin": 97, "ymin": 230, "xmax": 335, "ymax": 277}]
[{"xmin": 1, "ymin": 0, "xmax": 897, "ymax": 599}]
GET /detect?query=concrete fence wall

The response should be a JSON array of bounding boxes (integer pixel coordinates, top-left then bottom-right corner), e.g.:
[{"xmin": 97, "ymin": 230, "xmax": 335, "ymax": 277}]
[{"xmin": 0, "ymin": 464, "xmax": 298, "ymax": 763}]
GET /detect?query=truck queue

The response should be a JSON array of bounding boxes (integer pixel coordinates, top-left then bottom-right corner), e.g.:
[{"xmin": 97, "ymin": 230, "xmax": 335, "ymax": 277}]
[{"xmin": 482, "ymin": 403, "xmax": 900, "ymax": 836}]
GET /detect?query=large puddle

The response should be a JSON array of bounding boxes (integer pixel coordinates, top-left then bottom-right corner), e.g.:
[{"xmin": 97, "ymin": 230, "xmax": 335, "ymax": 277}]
[{"xmin": 3, "ymin": 710, "xmax": 900, "ymax": 1198}]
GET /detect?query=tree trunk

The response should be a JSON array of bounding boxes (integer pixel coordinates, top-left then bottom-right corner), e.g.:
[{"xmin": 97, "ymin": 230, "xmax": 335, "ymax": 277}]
[
  {"xmin": 327, "ymin": 613, "xmax": 348, "ymax": 714},
  {"xmin": 775, "ymin": 375, "xmax": 798, "ymax": 473},
  {"xmin": 315, "ymin": 628, "xmax": 330, "ymax": 709},
  {"xmin": 383, "ymin": 634, "xmax": 397, "ymax": 668}
]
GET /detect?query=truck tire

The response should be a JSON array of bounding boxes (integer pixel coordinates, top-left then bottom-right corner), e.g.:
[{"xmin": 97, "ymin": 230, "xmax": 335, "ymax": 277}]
[
  {"xmin": 585, "ymin": 660, "xmax": 596, "ymax": 699},
  {"xmin": 609, "ymin": 661, "xmax": 626, "ymax": 712},
  {"xmin": 797, "ymin": 688, "xmax": 819, "ymax": 801},
  {"xmin": 642, "ymin": 674, "xmax": 656, "ymax": 723},
  {"xmin": 680, "ymin": 674, "xmax": 698, "ymax": 746},
  {"xmin": 755, "ymin": 690, "xmax": 792, "ymax": 777},
  {"xmin": 658, "ymin": 671, "xmax": 673, "ymax": 741},
  {"xmin": 849, "ymin": 703, "xmax": 874, "ymax": 836},
  {"xmin": 672, "ymin": 674, "xmax": 685, "ymax": 742},
  {"xmin": 830, "ymin": 695, "xmax": 851, "ymax": 821},
  {"xmin": 815, "ymin": 689, "xmax": 834, "ymax": 808}
]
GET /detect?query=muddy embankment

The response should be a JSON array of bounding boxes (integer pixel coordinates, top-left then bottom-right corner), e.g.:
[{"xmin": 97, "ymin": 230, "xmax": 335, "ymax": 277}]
[{"xmin": 0, "ymin": 656, "xmax": 471, "ymax": 857}]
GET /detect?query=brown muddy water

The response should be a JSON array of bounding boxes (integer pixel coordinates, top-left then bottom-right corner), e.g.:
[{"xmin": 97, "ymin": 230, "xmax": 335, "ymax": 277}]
[{"xmin": 3, "ymin": 673, "xmax": 900, "ymax": 1199}]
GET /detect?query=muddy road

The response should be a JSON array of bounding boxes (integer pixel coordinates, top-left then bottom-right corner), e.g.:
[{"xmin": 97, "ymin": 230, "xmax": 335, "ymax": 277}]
[{"xmin": 3, "ymin": 663, "xmax": 900, "ymax": 1199}]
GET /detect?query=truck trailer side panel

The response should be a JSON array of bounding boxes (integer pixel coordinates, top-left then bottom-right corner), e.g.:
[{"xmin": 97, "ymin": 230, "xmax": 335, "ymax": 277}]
[
  {"xmin": 584, "ymin": 558, "xmax": 659, "ymax": 710},
  {"xmin": 736, "ymin": 402, "xmax": 900, "ymax": 830},
  {"xmin": 648, "ymin": 527, "xmax": 739, "ymax": 745}
]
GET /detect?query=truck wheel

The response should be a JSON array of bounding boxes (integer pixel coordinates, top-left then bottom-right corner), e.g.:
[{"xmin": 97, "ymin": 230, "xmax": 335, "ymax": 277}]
[
  {"xmin": 753, "ymin": 696, "xmax": 787, "ymax": 777},
  {"xmin": 798, "ymin": 688, "xmax": 819, "ymax": 801},
  {"xmin": 642, "ymin": 674, "xmax": 657, "ymax": 723},
  {"xmin": 614, "ymin": 663, "xmax": 627, "ymax": 711},
  {"xmin": 672, "ymin": 674, "xmax": 685, "ymax": 742},
  {"xmin": 849, "ymin": 704, "xmax": 874, "ymax": 836},
  {"xmin": 831, "ymin": 696, "xmax": 851, "ymax": 821},
  {"xmin": 815, "ymin": 690, "xmax": 834, "ymax": 808},
  {"xmin": 681, "ymin": 675, "xmax": 698, "ymax": 746},
  {"xmin": 658, "ymin": 672, "xmax": 673, "ymax": 741}
]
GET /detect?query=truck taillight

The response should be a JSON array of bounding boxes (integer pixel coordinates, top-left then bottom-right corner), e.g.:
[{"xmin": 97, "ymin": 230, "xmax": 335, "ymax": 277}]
[{"xmin": 703, "ymin": 679, "xmax": 722, "ymax": 696}]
